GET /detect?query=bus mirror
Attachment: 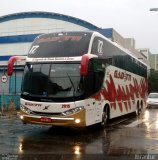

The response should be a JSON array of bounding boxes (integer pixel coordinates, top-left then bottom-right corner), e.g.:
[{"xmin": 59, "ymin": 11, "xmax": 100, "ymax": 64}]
[
  {"xmin": 7, "ymin": 56, "xmax": 26, "ymax": 76},
  {"xmin": 80, "ymin": 54, "xmax": 97, "ymax": 76}
]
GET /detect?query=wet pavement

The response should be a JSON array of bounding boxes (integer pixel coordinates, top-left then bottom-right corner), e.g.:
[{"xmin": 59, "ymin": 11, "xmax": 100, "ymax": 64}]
[{"xmin": 0, "ymin": 109, "xmax": 158, "ymax": 160}]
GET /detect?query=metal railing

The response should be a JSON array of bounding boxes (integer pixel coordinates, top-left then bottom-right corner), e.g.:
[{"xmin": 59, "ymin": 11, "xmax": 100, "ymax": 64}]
[{"xmin": 0, "ymin": 93, "xmax": 20, "ymax": 117}]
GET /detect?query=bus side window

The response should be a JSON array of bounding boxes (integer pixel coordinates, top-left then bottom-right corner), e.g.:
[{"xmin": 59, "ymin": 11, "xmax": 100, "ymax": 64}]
[
  {"xmin": 84, "ymin": 58, "xmax": 105, "ymax": 97},
  {"xmin": 84, "ymin": 70, "xmax": 94, "ymax": 97},
  {"xmin": 93, "ymin": 59, "xmax": 105, "ymax": 92},
  {"xmin": 94, "ymin": 71, "xmax": 104, "ymax": 93}
]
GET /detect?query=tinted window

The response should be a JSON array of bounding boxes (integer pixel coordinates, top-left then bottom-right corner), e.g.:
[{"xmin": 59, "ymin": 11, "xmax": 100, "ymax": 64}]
[
  {"xmin": 148, "ymin": 93, "xmax": 158, "ymax": 98},
  {"xmin": 91, "ymin": 36, "xmax": 147, "ymax": 77},
  {"xmin": 91, "ymin": 37, "xmax": 124, "ymax": 58},
  {"xmin": 84, "ymin": 58, "xmax": 105, "ymax": 96},
  {"xmin": 21, "ymin": 63, "xmax": 85, "ymax": 102},
  {"xmin": 28, "ymin": 32, "xmax": 92, "ymax": 58},
  {"xmin": 113, "ymin": 55, "xmax": 147, "ymax": 77}
]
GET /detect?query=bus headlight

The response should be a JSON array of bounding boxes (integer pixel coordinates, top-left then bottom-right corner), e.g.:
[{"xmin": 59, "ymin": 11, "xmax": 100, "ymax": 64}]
[
  {"xmin": 20, "ymin": 105, "xmax": 32, "ymax": 114},
  {"xmin": 62, "ymin": 106, "xmax": 84, "ymax": 116},
  {"xmin": 75, "ymin": 119, "xmax": 81, "ymax": 124},
  {"xmin": 20, "ymin": 115, "xmax": 24, "ymax": 120}
]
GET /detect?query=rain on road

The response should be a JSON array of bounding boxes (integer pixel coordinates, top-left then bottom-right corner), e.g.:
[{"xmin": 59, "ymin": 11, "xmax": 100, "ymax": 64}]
[{"xmin": 0, "ymin": 109, "xmax": 158, "ymax": 160}]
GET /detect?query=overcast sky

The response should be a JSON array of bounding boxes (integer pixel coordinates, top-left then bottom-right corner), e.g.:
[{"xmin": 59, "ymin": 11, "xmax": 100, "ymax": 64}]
[{"xmin": 1, "ymin": 0, "xmax": 158, "ymax": 53}]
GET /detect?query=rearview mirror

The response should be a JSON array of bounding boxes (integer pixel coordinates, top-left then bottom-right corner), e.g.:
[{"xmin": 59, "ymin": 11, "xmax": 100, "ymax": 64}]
[{"xmin": 7, "ymin": 56, "xmax": 26, "ymax": 76}]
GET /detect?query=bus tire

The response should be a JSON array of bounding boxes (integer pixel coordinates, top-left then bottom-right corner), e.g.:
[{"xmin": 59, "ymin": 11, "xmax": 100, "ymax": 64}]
[
  {"xmin": 101, "ymin": 105, "xmax": 110, "ymax": 127},
  {"xmin": 141, "ymin": 100, "xmax": 143, "ymax": 110},
  {"xmin": 136, "ymin": 101, "xmax": 141, "ymax": 116}
]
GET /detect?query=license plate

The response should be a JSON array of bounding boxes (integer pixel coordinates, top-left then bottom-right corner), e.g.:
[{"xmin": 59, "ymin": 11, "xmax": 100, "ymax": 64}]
[{"xmin": 41, "ymin": 117, "xmax": 52, "ymax": 123}]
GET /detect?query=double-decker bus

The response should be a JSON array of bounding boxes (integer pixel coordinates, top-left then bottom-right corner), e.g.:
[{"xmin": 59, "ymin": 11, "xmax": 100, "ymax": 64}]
[{"xmin": 7, "ymin": 31, "xmax": 148, "ymax": 127}]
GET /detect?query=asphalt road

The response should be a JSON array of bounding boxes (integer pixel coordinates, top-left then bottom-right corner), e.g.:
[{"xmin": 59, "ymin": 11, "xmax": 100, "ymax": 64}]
[{"xmin": 0, "ymin": 109, "xmax": 158, "ymax": 160}]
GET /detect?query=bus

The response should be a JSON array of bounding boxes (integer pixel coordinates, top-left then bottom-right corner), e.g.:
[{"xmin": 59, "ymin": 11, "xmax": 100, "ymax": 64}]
[{"xmin": 7, "ymin": 31, "xmax": 148, "ymax": 127}]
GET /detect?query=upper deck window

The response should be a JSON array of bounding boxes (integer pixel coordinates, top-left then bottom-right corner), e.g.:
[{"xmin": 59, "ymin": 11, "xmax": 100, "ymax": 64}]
[{"xmin": 28, "ymin": 32, "xmax": 92, "ymax": 58}]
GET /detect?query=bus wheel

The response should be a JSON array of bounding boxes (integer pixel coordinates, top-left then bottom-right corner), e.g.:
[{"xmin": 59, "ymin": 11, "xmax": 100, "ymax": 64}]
[
  {"xmin": 102, "ymin": 105, "xmax": 109, "ymax": 127},
  {"xmin": 141, "ymin": 101, "xmax": 143, "ymax": 110},
  {"xmin": 136, "ymin": 101, "xmax": 141, "ymax": 116}
]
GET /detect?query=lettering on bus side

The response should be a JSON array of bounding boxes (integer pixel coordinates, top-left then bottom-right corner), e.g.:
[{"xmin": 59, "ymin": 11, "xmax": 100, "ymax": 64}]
[
  {"xmin": 114, "ymin": 70, "xmax": 131, "ymax": 81},
  {"xmin": 25, "ymin": 102, "xmax": 42, "ymax": 107}
]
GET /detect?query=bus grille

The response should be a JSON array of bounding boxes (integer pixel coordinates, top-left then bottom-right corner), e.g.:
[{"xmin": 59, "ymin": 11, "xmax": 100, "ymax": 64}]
[{"xmin": 32, "ymin": 111, "xmax": 61, "ymax": 116}]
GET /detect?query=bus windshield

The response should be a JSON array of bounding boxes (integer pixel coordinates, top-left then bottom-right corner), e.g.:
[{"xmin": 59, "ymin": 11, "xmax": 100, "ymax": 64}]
[
  {"xmin": 21, "ymin": 63, "xmax": 84, "ymax": 100},
  {"xmin": 28, "ymin": 32, "xmax": 92, "ymax": 58}
]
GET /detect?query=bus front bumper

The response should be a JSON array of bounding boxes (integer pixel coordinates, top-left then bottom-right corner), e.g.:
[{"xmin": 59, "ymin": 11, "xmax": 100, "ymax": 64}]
[{"xmin": 20, "ymin": 110, "xmax": 86, "ymax": 127}]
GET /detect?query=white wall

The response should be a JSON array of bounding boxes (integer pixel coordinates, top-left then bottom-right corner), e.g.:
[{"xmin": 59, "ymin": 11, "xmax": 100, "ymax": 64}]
[
  {"xmin": 0, "ymin": 18, "xmax": 88, "ymax": 36},
  {"xmin": 0, "ymin": 43, "xmax": 31, "ymax": 56},
  {"xmin": 0, "ymin": 17, "xmax": 89, "ymax": 58}
]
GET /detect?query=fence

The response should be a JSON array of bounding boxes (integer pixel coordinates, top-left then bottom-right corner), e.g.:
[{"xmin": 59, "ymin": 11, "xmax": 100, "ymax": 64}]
[{"xmin": 0, "ymin": 94, "xmax": 20, "ymax": 112}]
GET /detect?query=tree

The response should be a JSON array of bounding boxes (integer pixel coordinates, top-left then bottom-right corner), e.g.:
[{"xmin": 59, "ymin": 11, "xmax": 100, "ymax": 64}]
[{"xmin": 148, "ymin": 69, "xmax": 158, "ymax": 93}]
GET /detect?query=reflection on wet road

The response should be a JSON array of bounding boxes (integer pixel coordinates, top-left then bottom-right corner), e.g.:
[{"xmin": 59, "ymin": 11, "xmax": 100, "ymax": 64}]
[{"xmin": 1, "ymin": 109, "xmax": 158, "ymax": 159}]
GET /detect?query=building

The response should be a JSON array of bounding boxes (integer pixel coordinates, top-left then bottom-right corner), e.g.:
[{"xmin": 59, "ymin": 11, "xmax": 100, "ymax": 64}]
[
  {"xmin": 0, "ymin": 11, "xmax": 145, "ymax": 109},
  {"xmin": 0, "ymin": 11, "xmax": 102, "ymax": 108},
  {"xmin": 138, "ymin": 48, "xmax": 158, "ymax": 71},
  {"xmin": 100, "ymin": 28, "xmax": 148, "ymax": 63},
  {"xmin": 150, "ymin": 54, "xmax": 158, "ymax": 70}
]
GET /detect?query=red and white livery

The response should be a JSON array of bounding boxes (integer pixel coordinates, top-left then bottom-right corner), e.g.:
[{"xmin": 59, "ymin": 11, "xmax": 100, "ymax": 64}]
[{"xmin": 7, "ymin": 31, "xmax": 148, "ymax": 127}]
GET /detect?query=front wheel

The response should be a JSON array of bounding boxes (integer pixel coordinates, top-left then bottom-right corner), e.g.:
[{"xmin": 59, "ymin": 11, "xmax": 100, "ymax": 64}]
[{"xmin": 101, "ymin": 106, "xmax": 109, "ymax": 127}]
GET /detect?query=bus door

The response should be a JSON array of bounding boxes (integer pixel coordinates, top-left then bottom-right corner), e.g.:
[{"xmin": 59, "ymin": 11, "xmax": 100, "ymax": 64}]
[
  {"xmin": 94, "ymin": 99, "xmax": 102, "ymax": 122},
  {"xmin": 92, "ymin": 59, "xmax": 105, "ymax": 122},
  {"xmin": 80, "ymin": 55, "xmax": 106, "ymax": 123},
  {"xmin": 85, "ymin": 58, "xmax": 105, "ymax": 122}
]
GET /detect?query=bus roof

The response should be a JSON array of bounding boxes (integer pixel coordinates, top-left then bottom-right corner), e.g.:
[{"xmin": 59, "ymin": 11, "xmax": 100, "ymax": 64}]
[{"xmin": 31, "ymin": 31, "xmax": 148, "ymax": 67}]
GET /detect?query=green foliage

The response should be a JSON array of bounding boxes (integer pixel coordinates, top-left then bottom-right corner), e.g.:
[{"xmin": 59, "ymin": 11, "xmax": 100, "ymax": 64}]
[{"xmin": 148, "ymin": 69, "xmax": 158, "ymax": 93}]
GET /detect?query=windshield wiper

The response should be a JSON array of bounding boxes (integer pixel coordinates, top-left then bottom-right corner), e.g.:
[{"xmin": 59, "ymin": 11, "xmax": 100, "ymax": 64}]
[{"xmin": 67, "ymin": 73, "xmax": 75, "ymax": 98}]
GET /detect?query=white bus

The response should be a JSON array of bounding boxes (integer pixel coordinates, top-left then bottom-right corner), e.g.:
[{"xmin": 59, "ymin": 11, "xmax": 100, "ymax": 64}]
[{"xmin": 8, "ymin": 31, "xmax": 148, "ymax": 127}]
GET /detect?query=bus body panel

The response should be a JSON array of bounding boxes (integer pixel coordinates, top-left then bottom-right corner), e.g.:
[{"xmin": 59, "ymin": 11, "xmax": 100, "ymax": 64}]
[
  {"xmin": 7, "ymin": 31, "xmax": 148, "ymax": 127},
  {"xmin": 20, "ymin": 109, "xmax": 86, "ymax": 127},
  {"xmin": 21, "ymin": 98, "xmax": 77, "ymax": 113},
  {"xmin": 100, "ymin": 65, "xmax": 147, "ymax": 119},
  {"xmin": 20, "ymin": 97, "xmax": 103, "ymax": 127},
  {"xmin": 20, "ymin": 98, "xmax": 87, "ymax": 127}
]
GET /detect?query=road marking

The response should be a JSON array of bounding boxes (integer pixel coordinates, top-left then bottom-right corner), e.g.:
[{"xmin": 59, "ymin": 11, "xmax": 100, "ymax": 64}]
[{"xmin": 125, "ymin": 119, "xmax": 147, "ymax": 127}]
